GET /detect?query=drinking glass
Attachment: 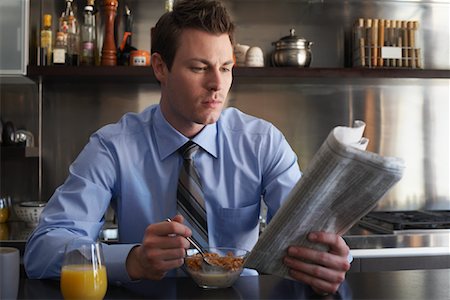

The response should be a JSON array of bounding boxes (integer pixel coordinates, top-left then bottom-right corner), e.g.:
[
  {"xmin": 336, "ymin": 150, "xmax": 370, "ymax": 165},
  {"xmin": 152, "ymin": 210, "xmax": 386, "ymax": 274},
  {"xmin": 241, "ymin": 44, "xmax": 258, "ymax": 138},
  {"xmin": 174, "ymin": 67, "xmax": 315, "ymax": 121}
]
[
  {"xmin": 0, "ymin": 197, "xmax": 10, "ymax": 223},
  {"xmin": 60, "ymin": 238, "xmax": 107, "ymax": 300}
]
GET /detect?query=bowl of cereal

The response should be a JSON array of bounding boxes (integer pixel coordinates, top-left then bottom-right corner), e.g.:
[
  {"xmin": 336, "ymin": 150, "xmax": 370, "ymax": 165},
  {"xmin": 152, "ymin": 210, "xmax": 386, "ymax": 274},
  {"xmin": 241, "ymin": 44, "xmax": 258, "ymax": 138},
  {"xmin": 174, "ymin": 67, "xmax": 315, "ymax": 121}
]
[{"xmin": 184, "ymin": 247, "xmax": 249, "ymax": 289}]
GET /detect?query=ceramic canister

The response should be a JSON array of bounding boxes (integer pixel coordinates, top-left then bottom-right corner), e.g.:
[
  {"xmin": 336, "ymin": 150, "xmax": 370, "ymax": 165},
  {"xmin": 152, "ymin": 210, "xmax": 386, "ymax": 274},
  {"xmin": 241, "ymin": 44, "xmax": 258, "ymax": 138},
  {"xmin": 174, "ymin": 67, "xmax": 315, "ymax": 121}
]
[
  {"xmin": 234, "ymin": 44, "xmax": 250, "ymax": 66},
  {"xmin": 245, "ymin": 46, "xmax": 264, "ymax": 67}
]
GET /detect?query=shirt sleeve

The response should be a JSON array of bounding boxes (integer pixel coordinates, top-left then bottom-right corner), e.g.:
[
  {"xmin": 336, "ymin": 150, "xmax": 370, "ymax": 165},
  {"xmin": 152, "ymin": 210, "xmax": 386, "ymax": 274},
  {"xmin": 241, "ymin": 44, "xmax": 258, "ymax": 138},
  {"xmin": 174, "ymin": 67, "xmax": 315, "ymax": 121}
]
[
  {"xmin": 23, "ymin": 133, "xmax": 136, "ymax": 282},
  {"xmin": 261, "ymin": 125, "xmax": 302, "ymax": 223}
]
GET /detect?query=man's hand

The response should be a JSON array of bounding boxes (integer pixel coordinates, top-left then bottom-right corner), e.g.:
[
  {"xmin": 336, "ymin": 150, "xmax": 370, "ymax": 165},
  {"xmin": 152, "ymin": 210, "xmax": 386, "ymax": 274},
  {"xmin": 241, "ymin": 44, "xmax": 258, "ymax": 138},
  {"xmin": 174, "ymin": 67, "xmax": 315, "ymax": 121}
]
[
  {"xmin": 283, "ymin": 232, "xmax": 351, "ymax": 295},
  {"xmin": 126, "ymin": 215, "xmax": 191, "ymax": 280}
]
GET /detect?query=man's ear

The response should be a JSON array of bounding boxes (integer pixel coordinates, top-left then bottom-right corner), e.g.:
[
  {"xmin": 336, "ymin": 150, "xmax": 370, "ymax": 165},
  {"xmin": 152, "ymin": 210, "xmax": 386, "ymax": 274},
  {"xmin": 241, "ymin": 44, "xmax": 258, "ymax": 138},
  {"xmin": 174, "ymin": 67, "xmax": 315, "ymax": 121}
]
[{"xmin": 151, "ymin": 53, "xmax": 168, "ymax": 84}]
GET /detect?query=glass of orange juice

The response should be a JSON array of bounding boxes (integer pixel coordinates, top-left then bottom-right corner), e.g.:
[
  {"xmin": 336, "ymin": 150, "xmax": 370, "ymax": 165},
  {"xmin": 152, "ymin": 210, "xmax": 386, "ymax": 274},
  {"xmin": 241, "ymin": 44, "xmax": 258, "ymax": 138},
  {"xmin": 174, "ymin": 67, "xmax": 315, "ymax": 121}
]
[
  {"xmin": 0, "ymin": 197, "xmax": 10, "ymax": 223},
  {"xmin": 60, "ymin": 238, "xmax": 107, "ymax": 300}
]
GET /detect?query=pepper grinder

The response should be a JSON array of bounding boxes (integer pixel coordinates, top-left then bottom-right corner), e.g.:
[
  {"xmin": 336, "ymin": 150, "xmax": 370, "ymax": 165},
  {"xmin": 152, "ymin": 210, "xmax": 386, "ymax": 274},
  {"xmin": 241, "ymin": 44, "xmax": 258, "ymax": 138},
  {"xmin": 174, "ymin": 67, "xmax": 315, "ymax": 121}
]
[{"xmin": 101, "ymin": 0, "xmax": 118, "ymax": 66}]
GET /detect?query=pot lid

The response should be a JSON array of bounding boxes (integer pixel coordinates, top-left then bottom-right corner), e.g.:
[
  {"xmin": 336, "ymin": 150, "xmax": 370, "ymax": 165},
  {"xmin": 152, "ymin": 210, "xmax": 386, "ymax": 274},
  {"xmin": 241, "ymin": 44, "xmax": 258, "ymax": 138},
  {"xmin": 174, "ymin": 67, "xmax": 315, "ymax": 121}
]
[{"xmin": 273, "ymin": 28, "xmax": 312, "ymax": 49}]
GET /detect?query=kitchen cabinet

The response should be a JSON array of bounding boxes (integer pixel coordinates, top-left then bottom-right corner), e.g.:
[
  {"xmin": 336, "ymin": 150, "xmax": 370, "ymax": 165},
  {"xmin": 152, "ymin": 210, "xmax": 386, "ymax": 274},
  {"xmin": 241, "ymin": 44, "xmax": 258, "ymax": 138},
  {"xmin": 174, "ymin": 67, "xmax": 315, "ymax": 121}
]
[
  {"xmin": 0, "ymin": 0, "xmax": 29, "ymax": 75},
  {"xmin": 15, "ymin": 0, "xmax": 450, "ymax": 209}
]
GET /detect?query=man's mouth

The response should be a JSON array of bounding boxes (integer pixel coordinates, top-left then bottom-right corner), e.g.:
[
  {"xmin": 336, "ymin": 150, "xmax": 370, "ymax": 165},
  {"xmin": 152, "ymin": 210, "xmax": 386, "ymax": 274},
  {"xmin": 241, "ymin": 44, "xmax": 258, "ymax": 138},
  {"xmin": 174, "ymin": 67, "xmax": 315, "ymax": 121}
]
[
  {"xmin": 203, "ymin": 94, "xmax": 224, "ymax": 105},
  {"xmin": 202, "ymin": 100, "xmax": 222, "ymax": 108}
]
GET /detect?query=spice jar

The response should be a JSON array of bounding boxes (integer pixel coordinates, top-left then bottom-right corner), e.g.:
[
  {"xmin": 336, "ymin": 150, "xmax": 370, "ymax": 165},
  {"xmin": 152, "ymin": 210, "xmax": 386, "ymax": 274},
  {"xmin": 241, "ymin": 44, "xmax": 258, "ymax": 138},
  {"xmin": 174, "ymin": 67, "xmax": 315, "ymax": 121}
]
[{"xmin": 130, "ymin": 50, "xmax": 150, "ymax": 66}]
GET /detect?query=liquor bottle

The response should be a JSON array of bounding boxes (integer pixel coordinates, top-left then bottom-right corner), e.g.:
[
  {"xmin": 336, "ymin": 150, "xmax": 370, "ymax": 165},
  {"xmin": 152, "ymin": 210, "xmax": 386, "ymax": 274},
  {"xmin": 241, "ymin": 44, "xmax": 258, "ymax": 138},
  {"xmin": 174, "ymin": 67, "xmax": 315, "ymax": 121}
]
[
  {"xmin": 80, "ymin": 1, "xmax": 96, "ymax": 65},
  {"xmin": 165, "ymin": 0, "xmax": 174, "ymax": 12},
  {"xmin": 151, "ymin": 0, "xmax": 173, "ymax": 49},
  {"xmin": 40, "ymin": 14, "xmax": 53, "ymax": 66},
  {"xmin": 53, "ymin": 31, "xmax": 68, "ymax": 65},
  {"xmin": 60, "ymin": 0, "xmax": 80, "ymax": 65}
]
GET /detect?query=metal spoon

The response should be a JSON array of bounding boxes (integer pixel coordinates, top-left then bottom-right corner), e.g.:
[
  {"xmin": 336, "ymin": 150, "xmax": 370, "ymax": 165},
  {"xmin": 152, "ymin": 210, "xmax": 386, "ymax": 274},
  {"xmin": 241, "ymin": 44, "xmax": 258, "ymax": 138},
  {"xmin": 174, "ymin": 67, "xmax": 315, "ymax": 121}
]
[{"xmin": 165, "ymin": 218, "xmax": 225, "ymax": 272}]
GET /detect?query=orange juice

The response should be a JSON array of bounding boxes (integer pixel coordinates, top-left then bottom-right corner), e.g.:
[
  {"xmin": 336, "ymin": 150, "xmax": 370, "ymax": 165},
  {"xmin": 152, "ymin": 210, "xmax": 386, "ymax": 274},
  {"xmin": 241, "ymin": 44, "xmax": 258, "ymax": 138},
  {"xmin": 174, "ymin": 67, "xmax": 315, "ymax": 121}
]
[
  {"xmin": 60, "ymin": 264, "xmax": 107, "ymax": 300},
  {"xmin": 0, "ymin": 207, "xmax": 9, "ymax": 223},
  {"xmin": 0, "ymin": 223, "xmax": 9, "ymax": 239}
]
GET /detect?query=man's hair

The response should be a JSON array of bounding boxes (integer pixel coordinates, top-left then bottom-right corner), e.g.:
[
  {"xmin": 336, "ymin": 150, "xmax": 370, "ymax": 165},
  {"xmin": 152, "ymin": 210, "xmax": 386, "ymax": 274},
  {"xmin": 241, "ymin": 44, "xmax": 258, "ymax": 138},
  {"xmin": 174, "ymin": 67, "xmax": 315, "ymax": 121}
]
[{"xmin": 151, "ymin": 0, "xmax": 235, "ymax": 70}]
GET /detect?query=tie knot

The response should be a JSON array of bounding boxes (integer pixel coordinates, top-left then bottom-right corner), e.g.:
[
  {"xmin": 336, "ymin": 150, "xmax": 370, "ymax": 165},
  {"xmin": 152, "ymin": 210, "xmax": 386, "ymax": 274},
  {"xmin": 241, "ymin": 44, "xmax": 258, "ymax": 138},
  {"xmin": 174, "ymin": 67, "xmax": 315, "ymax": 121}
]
[{"xmin": 179, "ymin": 141, "xmax": 199, "ymax": 160}]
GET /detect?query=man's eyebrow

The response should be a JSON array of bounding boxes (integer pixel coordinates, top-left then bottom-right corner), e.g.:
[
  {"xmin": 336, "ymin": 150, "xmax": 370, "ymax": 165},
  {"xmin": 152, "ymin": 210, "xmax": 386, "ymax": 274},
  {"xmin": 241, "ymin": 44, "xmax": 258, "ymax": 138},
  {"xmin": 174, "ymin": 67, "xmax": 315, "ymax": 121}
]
[
  {"xmin": 188, "ymin": 58, "xmax": 234, "ymax": 65},
  {"xmin": 188, "ymin": 58, "xmax": 210, "ymax": 64},
  {"xmin": 223, "ymin": 60, "xmax": 234, "ymax": 65}
]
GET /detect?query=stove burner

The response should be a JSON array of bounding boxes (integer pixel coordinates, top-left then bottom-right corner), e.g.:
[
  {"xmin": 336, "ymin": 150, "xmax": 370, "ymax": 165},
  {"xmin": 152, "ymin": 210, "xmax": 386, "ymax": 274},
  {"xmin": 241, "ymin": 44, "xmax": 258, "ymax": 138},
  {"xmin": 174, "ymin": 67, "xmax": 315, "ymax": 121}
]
[{"xmin": 359, "ymin": 210, "xmax": 450, "ymax": 233}]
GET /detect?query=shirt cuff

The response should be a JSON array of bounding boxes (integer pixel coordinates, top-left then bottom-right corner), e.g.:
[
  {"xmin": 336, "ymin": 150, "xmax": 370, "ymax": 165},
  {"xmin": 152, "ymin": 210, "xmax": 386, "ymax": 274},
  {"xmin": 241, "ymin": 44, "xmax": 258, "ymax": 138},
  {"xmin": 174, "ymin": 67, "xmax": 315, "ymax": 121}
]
[
  {"xmin": 102, "ymin": 243, "xmax": 140, "ymax": 284},
  {"xmin": 347, "ymin": 252, "xmax": 353, "ymax": 263}
]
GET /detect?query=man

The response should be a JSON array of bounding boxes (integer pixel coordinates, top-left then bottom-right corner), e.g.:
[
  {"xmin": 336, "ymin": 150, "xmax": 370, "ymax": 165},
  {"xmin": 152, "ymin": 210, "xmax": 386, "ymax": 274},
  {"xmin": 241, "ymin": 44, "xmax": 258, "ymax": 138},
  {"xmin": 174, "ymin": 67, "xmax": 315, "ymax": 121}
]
[{"xmin": 24, "ymin": 0, "xmax": 350, "ymax": 295}]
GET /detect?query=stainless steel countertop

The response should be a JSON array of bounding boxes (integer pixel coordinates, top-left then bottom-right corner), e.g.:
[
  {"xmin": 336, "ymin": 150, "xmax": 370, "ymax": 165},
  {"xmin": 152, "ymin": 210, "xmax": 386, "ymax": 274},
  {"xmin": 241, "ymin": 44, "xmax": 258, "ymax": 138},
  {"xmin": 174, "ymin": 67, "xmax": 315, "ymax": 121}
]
[
  {"xmin": 343, "ymin": 225, "xmax": 450, "ymax": 258},
  {"xmin": 343, "ymin": 225, "xmax": 450, "ymax": 248},
  {"xmin": 2, "ymin": 222, "xmax": 449, "ymax": 258},
  {"xmin": 0, "ymin": 221, "xmax": 119, "ymax": 241}
]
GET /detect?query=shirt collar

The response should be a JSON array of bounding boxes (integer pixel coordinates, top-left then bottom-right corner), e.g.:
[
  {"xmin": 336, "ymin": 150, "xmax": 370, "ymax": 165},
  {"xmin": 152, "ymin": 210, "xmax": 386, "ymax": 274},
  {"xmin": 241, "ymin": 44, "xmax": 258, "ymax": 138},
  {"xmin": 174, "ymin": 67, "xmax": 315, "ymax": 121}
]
[{"xmin": 154, "ymin": 105, "xmax": 218, "ymax": 160}]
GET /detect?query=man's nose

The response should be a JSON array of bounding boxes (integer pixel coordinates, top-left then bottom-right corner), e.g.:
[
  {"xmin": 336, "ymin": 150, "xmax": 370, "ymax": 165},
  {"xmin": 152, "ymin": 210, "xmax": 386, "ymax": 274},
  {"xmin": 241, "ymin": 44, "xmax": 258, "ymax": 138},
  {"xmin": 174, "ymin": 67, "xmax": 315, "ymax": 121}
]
[{"xmin": 207, "ymin": 69, "xmax": 223, "ymax": 91}]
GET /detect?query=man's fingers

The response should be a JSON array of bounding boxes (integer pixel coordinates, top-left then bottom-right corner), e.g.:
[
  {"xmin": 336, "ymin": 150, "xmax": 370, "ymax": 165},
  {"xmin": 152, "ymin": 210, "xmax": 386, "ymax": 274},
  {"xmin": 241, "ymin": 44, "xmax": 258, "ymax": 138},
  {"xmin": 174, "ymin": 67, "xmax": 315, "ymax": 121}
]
[
  {"xmin": 172, "ymin": 214, "xmax": 184, "ymax": 224},
  {"xmin": 288, "ymin": 266, "xmax": 342, "ymax": 294},
  {"xmin": 142, "ymin": 246, "xmax": 187, "ymax": 262},
  {"xmin": 144, "ymin": 234, "xmax": 190, "ymax": 250},
  {"xmin": 146, "ymin": 218, "xmax": 192, "ymax": 238},
  {"xmin": 308, "ymin": 232, "xmax": 350, "ymax": 256},
  {"xmin": 285, "ymin": 256, "xmax": 345, "ymax": 283},
  {"xmin": 287, "ymin": 246, "xmax": 350, "ymax": 272}
]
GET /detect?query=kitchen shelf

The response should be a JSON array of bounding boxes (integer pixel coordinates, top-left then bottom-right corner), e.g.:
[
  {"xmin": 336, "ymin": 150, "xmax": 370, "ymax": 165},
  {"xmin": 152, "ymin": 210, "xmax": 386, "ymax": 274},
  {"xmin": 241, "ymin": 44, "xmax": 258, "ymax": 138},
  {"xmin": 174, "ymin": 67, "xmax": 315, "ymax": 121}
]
[
  {"xmin": 233, "ymin": 67, "xmax": 450, "ymax": 79},
  {"xmin": 1, "ymin": 146, "xmax": 39, "ymax": 159},
  {"xmin": 26, "ymin": 66, "xmax": 450, "ymax": 83}
]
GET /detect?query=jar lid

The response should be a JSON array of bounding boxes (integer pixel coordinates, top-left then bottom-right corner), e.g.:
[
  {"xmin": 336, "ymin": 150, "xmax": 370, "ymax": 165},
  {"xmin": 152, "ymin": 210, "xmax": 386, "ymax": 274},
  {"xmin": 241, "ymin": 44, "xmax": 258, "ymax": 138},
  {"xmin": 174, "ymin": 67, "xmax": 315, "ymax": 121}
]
[
  {"xmin": 273, "ymin": 29, "xmax": 312, "ymax": 50},
  {"xmin": 43, "ymin": 14, "xmax": 52, "ymax": 27},
  {"xmin": 130, "ymin": 50, "xmax": 150, "ymax": 56}
]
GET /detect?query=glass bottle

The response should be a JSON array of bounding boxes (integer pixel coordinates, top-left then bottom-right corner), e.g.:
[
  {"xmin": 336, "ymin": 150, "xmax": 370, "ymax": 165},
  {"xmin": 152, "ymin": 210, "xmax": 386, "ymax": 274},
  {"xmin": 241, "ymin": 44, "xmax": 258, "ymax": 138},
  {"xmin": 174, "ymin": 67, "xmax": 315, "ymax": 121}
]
[
  {"xmin": 151, "ymin": 0, "xmax": 173, "ymax": 49},
  {"xmin": 53, "ymin": 31, "xmax": 68, "ymax": 65},
  {"xmin": 80, "ymin": 3, "xmax": 96, "ymax": 66},
  {"xmin": 60, "ymin": 0, "xmax": 80, "ymax": 66},
  {"xmin": 165, "ymin": 0, "xmax": 174, "ymax": 12},
  {"xmin": 40, "ymin": 14, "xmax": 53, "ymax": 66}
]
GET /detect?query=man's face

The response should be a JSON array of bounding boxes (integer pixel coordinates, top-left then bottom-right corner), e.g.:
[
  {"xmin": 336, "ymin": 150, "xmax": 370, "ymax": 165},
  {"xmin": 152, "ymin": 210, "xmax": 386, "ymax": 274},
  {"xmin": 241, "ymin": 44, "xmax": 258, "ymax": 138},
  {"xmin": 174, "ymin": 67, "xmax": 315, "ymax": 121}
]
[{"xmin": 158, "ymin": 28, "xmax": 234, "ymax": 137}]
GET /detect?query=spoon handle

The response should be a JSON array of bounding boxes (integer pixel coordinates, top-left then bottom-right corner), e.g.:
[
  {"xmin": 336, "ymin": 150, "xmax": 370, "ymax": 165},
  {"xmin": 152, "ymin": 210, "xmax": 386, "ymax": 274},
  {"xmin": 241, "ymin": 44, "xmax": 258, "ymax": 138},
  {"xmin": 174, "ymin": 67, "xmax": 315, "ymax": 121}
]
[
  {"xmin": 165, "ymin": 218, "xmax": 206, "ymax": 255},
  {"xmin": 185, "ymin": 236, "xmax": 206, "ymax": 255}
]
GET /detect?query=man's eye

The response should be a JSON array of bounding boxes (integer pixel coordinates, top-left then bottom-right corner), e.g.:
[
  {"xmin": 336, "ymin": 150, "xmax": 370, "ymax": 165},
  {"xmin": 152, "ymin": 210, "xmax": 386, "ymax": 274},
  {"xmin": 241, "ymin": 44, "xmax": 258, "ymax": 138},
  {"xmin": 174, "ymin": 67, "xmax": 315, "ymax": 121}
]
[{"xmin": 191, "ymin": 66, "xmax": 207, "ymax": 72}]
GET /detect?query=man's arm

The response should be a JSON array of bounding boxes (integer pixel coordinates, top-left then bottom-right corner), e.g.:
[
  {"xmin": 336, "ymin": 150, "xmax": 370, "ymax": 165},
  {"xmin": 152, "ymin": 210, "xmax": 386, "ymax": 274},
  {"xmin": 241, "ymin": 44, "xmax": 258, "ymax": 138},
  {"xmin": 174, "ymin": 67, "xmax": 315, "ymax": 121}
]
[
  {"xmin": 260, "ymin": 127, "xmax": 350, "ymax": 294},
  {"xmin": 24, "ymin": 134, "xmax": 117, "ymax": 279}
]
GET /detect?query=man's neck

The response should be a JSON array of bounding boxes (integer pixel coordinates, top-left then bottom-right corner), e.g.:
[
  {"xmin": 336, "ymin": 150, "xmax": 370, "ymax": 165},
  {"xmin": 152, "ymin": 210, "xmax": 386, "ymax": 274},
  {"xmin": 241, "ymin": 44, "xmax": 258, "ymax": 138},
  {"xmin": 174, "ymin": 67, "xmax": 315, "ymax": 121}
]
[{"xmin": 159, "ymin": 103, "xmax": 206, "ymax": 138}]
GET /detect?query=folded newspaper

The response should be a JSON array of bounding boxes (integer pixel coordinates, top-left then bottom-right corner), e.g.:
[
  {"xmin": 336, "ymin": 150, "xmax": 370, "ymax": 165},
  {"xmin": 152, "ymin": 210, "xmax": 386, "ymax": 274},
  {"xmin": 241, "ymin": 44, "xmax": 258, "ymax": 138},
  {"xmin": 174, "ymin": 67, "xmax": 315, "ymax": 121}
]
[{"xmin": 244, "ymin": 120, "xmax": 405, "ymax": 278}]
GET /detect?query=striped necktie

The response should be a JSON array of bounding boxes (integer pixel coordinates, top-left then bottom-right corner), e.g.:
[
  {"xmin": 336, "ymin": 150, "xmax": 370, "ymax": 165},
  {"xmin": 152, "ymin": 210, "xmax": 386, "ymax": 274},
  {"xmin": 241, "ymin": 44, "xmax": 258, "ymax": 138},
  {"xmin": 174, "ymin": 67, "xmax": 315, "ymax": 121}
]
[{"xmin": 177, "ymin": 141, "xmax": 208, "ymax": 246}]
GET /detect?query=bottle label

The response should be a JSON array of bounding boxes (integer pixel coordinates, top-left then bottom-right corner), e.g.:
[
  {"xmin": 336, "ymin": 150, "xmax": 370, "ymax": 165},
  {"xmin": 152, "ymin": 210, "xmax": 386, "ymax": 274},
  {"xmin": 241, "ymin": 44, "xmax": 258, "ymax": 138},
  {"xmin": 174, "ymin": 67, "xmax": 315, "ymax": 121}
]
[
  {"xmin": 53, "ymin": 49, "xmax": 66, "ymax": 64},
  {"xmin": 131, "ymin": 56, "xmax": 148, "ymax": 66},
  {"xmin": 83, "ymin": 42, "xmax": 94, "ymax": 51},
  {"xmin": 41, "ymin": 31, "xmax": 52, "ymax": 48}
]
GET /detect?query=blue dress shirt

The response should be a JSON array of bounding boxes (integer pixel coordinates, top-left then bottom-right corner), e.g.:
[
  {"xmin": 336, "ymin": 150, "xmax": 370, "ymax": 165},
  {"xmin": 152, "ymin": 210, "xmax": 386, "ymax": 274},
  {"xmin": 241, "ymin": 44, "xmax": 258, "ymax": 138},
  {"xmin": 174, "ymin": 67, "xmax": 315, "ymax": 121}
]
[{"xmin": 24, "ymin": 104, "xmax": 301, "ymax": 282}]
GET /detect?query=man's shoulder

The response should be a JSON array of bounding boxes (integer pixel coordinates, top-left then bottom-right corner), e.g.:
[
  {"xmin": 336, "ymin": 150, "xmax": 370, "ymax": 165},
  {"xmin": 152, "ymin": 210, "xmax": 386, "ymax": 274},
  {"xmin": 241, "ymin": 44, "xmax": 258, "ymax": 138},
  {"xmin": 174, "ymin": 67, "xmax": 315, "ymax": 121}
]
[
  {"xmin": 220, "ymin": 107, "xmax": 274, "ymax": 135},
  {"xmin": 95, "ymin": 105, "xmax": 157, "ymax": 140}
]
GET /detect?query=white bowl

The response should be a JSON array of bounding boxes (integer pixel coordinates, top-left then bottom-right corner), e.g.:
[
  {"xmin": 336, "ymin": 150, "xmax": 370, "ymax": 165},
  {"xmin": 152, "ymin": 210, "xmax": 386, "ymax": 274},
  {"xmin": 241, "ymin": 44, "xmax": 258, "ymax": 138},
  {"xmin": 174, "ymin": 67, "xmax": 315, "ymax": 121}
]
[
  {"xmin": 184, "ymin": 247, "xmax": 248, "ymax": 289},
  {"xmin": 14, "ymin": 202, "xmax": 46, "ymax": 227}
]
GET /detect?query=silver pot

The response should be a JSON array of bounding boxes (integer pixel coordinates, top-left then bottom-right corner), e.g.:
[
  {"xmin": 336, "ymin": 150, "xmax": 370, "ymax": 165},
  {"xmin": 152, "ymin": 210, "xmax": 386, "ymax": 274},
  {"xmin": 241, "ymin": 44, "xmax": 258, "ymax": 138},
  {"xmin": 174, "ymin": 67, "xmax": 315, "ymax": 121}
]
[{"xmin": 271, "ymin": 29, "xmax": 313, "ymax": 67}]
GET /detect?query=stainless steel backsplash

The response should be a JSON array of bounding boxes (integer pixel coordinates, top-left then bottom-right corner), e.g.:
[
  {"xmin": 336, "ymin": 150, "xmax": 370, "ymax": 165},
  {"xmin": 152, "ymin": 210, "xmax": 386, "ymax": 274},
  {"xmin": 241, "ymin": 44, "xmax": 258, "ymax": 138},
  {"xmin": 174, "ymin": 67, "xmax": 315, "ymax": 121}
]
[
  {"xmin": 1, "ymin": 0, "xmax": 448, "ymax": 211},
  {"xmin": 231, "ymin": 79, "xmax": 449, "ymax": 211}
]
